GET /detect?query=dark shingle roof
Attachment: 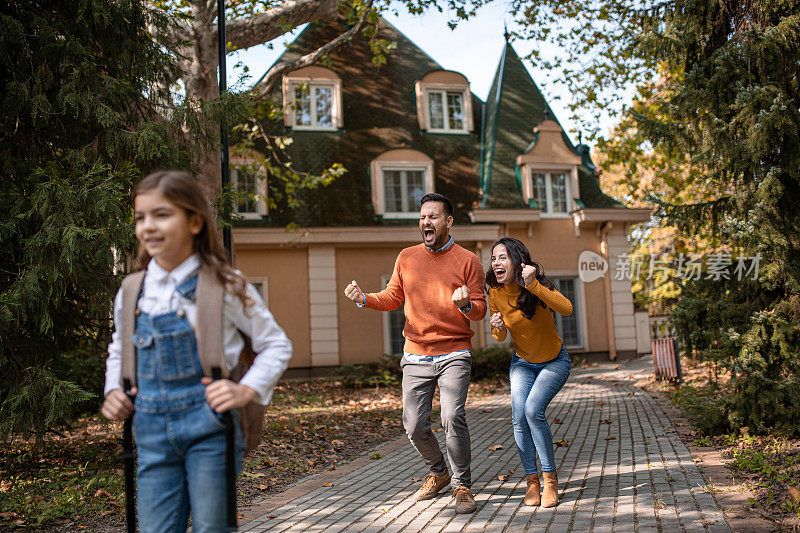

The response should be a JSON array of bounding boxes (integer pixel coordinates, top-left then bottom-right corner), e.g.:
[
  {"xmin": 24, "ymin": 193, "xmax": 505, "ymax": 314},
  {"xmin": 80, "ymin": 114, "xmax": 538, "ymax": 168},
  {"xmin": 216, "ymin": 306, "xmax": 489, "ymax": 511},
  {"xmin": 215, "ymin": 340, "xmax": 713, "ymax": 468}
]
[
  {"xmin": 479, "ymin": 42, "xmax": 622, "ymax": 209},
  {"xmin": 257, "ymin": 18, "xmax": 482, "ymax": 227},
  {"xmin": 246, "ymin": 22, "xmax": 623, "ymax": 228}
]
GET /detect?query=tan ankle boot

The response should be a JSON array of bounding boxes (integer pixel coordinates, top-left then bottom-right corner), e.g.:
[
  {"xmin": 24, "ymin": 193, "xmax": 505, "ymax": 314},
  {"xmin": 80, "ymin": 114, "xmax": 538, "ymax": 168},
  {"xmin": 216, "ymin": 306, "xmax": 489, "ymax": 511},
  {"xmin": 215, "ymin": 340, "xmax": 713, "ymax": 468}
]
[
  {"xmin": 541, "ymin": 472, "xmax": 559, "ymax": 507},
  {"xmin": 524, "ymin": 474, "xmax": 540, "ymax": 506}
]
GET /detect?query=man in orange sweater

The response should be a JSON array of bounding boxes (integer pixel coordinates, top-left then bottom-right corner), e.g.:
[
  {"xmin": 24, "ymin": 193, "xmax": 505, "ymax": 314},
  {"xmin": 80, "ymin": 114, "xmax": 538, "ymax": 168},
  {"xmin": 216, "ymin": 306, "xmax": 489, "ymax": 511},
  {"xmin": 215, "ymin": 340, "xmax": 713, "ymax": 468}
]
[{"xmin": 344, "ymin": 193, "xmax": 487, "ymax": 514}]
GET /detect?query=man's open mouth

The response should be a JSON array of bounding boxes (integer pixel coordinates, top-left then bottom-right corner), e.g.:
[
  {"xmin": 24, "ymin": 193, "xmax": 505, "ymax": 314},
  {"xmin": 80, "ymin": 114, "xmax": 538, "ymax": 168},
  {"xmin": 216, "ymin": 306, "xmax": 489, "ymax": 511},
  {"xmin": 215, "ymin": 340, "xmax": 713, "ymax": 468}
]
[{"xmin": 423, "ymin": 228, "xmax": 435, "ymax": 240}]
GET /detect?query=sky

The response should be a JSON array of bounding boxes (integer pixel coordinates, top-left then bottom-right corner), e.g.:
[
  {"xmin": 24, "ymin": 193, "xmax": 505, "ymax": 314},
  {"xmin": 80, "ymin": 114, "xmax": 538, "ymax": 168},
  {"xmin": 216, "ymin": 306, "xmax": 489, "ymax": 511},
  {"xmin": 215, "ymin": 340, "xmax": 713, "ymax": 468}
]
[{"xmin": 226, "ymin": 1, "xmax": 629, "ymax": 144}]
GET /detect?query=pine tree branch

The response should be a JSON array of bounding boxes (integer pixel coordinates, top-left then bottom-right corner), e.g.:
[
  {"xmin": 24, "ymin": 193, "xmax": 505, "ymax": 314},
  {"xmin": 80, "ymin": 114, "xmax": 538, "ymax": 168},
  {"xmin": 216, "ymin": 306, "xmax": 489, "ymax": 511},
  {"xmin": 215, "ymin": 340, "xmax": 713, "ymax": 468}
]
[
  {"xmin": 226, "ymin": 0, "xmax": 339, "ymax": 51},
  {"xmin": 255, "ymin": 0, "xmax": 374, "ymax": 97}
]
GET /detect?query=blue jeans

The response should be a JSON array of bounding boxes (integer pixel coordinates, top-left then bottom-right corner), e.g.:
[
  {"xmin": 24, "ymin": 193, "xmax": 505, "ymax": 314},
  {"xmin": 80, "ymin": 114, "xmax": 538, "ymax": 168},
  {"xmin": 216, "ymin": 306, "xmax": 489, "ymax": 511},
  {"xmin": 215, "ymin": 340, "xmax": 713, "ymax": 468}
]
[{"xmin": 509, "ymin": 346, "xmax": 571, "ymax": 475}]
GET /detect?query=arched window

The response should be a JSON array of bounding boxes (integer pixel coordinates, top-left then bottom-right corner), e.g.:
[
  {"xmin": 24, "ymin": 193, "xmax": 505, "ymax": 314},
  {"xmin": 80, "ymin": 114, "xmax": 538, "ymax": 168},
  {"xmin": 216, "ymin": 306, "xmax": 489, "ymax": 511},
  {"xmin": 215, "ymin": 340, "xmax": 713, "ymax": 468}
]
[
  {"xmin": 282, "ymin": 66, "xmax": 343, "ymax": 131},
  {"xmin": 414, "ymin": 70, "xmax": 473, "ymax": 134},
  {"xmin": 370, "ymin": 149, "xmax": 435, "ymax": 219}
]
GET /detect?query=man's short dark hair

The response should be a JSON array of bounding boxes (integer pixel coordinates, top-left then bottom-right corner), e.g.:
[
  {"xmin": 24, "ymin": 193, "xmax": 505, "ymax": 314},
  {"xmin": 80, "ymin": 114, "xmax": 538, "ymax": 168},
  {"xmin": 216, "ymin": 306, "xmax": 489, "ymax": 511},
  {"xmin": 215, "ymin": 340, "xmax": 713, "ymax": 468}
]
[{"xmin": 420, "ymin": 193, "xmax": 453, "ymax": 218}]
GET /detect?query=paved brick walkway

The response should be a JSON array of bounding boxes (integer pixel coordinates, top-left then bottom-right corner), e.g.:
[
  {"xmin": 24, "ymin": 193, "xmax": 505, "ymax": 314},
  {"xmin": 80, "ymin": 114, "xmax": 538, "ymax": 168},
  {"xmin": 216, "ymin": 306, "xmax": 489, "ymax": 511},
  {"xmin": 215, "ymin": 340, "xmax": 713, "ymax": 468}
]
[{"xmin": 241, "ymin": 359, "xmax": 731, "ymax": 532}]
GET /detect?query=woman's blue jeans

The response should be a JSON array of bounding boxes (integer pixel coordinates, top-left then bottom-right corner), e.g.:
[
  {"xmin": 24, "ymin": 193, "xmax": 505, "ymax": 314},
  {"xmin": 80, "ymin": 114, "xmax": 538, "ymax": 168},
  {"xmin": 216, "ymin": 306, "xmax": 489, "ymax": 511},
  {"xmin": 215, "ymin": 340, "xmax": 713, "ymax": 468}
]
[{"xmin": 509, "ymin": 346, "xmax": 571, "ymax": 475}]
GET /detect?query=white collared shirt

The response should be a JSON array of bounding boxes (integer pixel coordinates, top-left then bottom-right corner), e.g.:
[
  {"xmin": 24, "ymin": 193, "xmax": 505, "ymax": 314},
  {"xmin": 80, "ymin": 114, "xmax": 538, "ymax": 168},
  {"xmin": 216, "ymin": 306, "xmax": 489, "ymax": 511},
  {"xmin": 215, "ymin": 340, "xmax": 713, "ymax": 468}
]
[{"xmin": 104, "ymin": 255, "xmax": 292, "ymax": 405}]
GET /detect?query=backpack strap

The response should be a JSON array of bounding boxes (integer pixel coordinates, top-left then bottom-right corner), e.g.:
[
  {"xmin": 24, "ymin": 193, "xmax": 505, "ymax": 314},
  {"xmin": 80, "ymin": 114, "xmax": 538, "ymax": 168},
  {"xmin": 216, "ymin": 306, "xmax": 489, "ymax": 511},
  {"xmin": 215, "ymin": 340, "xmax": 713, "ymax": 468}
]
[
  {"xmin": 196, "ymin": 264, "xmax": 228, "ymax": 378},
  {"xmin": 119, "ymin": 270, "xmax": 146, "ymax": 389}
]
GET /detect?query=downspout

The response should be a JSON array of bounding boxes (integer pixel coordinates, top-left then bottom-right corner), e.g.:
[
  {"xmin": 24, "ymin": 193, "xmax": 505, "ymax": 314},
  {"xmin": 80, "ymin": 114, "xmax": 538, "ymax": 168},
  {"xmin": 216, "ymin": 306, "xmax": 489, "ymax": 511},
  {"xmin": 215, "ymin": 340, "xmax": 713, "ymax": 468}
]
[{"xmin": 599, "ymin": 221, "xmax": 617, "ymax": 361}]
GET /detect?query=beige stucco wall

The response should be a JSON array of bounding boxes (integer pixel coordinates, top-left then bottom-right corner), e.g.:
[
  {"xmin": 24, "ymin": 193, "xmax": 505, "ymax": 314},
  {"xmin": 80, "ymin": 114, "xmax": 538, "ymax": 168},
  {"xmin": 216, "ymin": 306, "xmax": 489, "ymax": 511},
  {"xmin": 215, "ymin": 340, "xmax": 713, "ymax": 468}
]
[
  {"xmin": 234, "ymin": 247, "xmax": 311, "ymax": 368},
  {"xmin": 233, "ymin": 217, "xmax": 625, "ymax": 367},
  {"xmin": 335, "ymin": 247, "xmax": 405, "ymax": 365}
]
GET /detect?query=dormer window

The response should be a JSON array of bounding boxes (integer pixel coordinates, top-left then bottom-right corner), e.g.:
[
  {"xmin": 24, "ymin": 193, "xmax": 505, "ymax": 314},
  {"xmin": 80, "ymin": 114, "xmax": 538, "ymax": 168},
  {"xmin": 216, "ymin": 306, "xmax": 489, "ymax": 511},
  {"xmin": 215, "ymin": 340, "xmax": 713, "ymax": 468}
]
[
  {"xmin": 282, "ymin": 66, "xmax": 342, "ymax": 131},
  {"xmin": 531, "ymin": 171, "xmax": 570, "ymax": 214},
  {"xmin": 427, "ymin": 90, "xmax": 465, "ymax": 132},
  {"xmin": 516, "ymin": 118, "xmax": 582, "ymax": 216},
  {"xmin": 292, "ymin": 83, "xmax": 334, "ymax": 128},
  {"xmin": 415, "ymin": 71, "xmax": 473, "ymax": 134},
  {"xmin": 231, "ymin": 158, "xmax": 267, "ymax": 219}
]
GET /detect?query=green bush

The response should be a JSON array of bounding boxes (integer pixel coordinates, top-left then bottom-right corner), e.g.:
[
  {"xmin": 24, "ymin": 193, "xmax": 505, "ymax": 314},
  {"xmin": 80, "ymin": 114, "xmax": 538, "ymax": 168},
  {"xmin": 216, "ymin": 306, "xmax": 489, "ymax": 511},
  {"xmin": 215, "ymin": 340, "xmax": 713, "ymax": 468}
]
[
  {"xmin": 332, "ymin": 354, "xmax": 402, "ymax": 388},
  {"xmin": 669, "ymin": 383, "xmax": 731, "ymax": 436},
  {"xmin": 470, "ymin": 346, "xmax": 513, "ymax": 381}
]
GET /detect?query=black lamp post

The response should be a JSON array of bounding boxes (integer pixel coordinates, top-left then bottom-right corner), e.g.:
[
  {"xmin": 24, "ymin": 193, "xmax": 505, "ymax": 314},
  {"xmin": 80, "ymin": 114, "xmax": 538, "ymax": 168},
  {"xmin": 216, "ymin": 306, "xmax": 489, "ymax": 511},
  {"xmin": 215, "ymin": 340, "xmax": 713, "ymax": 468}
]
[{"xmin": 218, "ymin": 0, "xmax": 232, "ymax": 256}]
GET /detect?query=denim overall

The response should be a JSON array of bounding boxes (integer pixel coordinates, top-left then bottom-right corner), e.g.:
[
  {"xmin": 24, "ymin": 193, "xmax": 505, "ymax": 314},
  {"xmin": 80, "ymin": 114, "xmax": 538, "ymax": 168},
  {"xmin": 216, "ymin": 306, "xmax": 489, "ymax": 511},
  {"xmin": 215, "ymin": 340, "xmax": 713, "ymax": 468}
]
[{"xmin": 132, "ymin": 273, "xmax": 242, "ymax": 533}]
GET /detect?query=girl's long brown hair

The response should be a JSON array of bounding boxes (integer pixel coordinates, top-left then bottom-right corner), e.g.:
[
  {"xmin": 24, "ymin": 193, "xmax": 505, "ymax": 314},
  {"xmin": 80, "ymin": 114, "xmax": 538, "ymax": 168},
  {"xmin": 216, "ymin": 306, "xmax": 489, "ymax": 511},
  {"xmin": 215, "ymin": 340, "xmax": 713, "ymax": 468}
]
[{"xmin": 132, "ymin": 170, "xmax": 253, "ymax": 309}]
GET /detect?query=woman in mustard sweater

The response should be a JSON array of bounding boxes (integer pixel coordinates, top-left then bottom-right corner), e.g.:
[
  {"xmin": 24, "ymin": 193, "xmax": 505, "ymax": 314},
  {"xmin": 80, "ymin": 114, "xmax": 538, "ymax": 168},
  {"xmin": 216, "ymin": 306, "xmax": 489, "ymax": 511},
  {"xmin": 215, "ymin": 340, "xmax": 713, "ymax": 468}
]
[{"xmin": 486, "ymin": 237, "xmax": 573, "ymax": 508}]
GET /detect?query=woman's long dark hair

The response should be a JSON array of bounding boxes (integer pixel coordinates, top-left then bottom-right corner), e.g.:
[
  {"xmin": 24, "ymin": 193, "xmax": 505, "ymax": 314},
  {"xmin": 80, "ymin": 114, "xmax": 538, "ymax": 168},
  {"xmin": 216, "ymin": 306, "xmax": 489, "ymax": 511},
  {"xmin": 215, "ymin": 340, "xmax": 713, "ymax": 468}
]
[{"xmin": 485, "ymin": 237, "xmax": 557, "ymax": 319}]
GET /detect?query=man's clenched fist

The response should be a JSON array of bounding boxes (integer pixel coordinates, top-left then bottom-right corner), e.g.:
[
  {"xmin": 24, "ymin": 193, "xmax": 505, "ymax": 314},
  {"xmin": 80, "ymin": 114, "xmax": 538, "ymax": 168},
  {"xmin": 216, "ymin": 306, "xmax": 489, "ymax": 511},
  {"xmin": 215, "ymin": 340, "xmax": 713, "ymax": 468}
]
[
  {"xmin": 452, "ymin": 285, "xmax": 471, "ymax": 309},
  {"xmin": 344, "ymin": 280, "xmax": 365, "ymax": 304}
]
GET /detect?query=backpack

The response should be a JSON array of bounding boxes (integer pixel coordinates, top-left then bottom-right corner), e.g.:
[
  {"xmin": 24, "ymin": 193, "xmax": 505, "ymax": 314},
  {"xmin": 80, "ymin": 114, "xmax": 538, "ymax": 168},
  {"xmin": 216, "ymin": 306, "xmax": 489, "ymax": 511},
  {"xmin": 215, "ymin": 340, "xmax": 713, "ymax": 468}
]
[{"xmin": 118, "ymin": 264, "xmax": 265, "ymax": 453}]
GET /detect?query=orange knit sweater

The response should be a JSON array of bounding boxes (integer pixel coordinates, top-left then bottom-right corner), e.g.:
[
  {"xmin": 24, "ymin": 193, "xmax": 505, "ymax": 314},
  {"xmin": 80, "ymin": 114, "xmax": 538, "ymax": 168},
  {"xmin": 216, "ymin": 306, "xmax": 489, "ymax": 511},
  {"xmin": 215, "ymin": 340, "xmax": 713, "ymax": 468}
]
[
  {"xmin": 488, "ymin": 279, "xmax": 573, "ymax": 363},
  {"xmin": 364, "ymin": 243, "xmax": 487, "ymax": 356}
]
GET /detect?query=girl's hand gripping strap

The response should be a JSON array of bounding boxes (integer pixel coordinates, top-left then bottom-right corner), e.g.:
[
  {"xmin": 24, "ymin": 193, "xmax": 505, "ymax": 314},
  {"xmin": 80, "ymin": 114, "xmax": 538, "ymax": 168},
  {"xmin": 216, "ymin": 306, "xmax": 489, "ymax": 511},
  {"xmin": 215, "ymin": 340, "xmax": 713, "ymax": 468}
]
[
  {"xmin": 122, "ymin": 378, "xmax": 136, "ymax": 533},
  {"xmin": 212, "ymin": 367, "xmax": 237, "ymax": 529}
]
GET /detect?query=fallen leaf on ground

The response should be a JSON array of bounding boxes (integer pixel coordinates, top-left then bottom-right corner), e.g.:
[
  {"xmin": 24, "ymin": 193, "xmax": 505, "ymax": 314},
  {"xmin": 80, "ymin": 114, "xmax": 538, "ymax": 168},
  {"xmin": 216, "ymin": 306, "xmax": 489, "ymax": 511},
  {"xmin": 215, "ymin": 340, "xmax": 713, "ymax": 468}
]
[
  {"xmin": 553, "ymin": 418, "xmax": 562, "ymax": 424},
  {"xmin": 242, "ymin": 472, "xmax": 266, "ymax": 478},
  {"xmin": 237, "ymin": 512, "xmax": 244, "ymax": 519},
  {"xmin": 488, "ymin": 444, "xmax": 503, "ymax": 451},
  {"xmin": 788, "ymin": 485, "xmax": 800, "ymax": 504},
  {"xmin": 605, "ymin": 436, "xmax": 617, "ymax": 441},
  {"xmin": 498, "ymin": 475, "xmax": 509, "ymax": 481},
  {"xmin": 601, "ymin": 419, "xmax": 613, "ymax": 424},
  {"xmin": 268, "ymin": 515, "xmax": 277, "ymax": 519},
  {"xmin": 257, "ymin": 484, "xmax": 269, "ymax": 490},
  {"xmin": 433, "ymin": 428, "xmax": 443, "ymax": 432},
  {"xmin": 322, "ymin": 482, "xmax": 333, "ymax": 487},
  {"xmin": 554, "ymin": 439, "xmax": 569, "ymax": 448},
  {"xmin": 482, "ymin": 408, "xmax": 494, "ymax": 413}
]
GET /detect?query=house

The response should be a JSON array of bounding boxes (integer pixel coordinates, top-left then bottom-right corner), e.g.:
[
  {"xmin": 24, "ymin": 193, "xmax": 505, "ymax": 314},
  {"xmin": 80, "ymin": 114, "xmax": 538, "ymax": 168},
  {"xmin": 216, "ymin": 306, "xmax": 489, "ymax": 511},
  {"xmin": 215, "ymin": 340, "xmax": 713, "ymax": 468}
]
[{"xmin": 230, "ymin": 18, "xmax": 651, "ymax": 374}]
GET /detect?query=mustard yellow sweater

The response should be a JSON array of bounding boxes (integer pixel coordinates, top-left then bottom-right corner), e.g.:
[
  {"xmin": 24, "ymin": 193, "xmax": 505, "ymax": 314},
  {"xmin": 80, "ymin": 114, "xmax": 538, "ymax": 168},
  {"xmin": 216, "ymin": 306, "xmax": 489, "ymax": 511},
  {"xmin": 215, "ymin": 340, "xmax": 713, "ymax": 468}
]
[{"xmin": 488, "ymin": 279, "xmax": 573, "ymax": 363}]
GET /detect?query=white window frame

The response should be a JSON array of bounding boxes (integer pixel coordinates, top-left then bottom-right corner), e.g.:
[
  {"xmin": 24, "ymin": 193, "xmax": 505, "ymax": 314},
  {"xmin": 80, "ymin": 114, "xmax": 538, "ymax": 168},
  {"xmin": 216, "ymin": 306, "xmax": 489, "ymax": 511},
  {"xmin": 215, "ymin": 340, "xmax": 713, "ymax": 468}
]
[
  {"xmin": 247, "ymin": 277, "xmax": 269, "ymax": 306},
  {"xmin": 231, "ymin": 161, "xmax": 267, "ymax": 219},
  {"xmin": 381, "ymin": 274, "xmax": 405, "ymax": 355},
  {"xmin": 423, "ymin": 84, "xmax": 470, "ymax": 134},
  {"xmin": 524, "ymin": 165, "xmax": 578, "ymax": 217},
  {"xmin": 372, "ymin": 159, "xmax": 435, "ymax": 219},
  {"xmin": 550, "ymin": 275, "xmax": 586, "ymax": 350},
  {"xmin": 285, "ymin": 78, "xmax": 342, "ymax": 131}
]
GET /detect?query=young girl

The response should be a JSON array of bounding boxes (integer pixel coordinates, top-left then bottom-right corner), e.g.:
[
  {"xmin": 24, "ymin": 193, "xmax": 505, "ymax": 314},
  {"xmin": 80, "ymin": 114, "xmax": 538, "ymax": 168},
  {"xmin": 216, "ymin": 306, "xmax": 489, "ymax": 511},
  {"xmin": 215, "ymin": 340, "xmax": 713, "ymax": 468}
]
[
  {"xmin": 101, "ymin": 170, "xmax": 292, "ymax": 532},
  {"xmin": 485, "ymin": 237, "xmax": 573, "ymax": 508}
]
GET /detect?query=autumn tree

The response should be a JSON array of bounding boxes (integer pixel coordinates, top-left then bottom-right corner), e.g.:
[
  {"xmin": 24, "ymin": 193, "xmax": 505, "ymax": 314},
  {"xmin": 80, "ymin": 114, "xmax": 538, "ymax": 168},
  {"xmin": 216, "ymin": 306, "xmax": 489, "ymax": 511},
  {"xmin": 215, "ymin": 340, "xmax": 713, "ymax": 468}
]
[{"xmin": 513, "ymin": 0, "xmax": 800, "ymax": 431}]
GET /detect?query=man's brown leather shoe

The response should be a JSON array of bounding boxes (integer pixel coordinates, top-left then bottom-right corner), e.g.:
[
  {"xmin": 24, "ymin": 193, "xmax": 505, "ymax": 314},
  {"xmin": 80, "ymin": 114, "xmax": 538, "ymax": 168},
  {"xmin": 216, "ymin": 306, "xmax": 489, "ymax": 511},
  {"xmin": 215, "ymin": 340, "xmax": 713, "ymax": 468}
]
[
  {"xmin": 413, "ymin": 471, "xmax": 451, "ymax": 500},
  {"xmin": 453, "ymin": 485, "xmax": 477, "ymax": 513}
]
